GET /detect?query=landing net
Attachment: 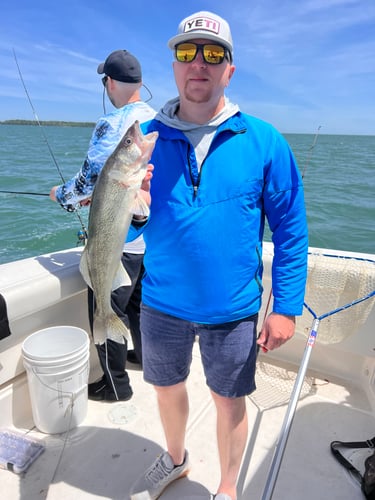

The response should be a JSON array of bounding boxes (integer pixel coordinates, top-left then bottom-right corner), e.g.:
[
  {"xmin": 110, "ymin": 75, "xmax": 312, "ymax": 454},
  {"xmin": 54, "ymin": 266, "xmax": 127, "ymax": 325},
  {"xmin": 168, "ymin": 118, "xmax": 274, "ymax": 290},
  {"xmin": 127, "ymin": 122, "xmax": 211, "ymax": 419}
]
[
  {"xmin": 260, "ymin": 252, "xmax": 375, "ymax": 500},
  {"xmin": 296, "ymin": 253, "xmax": 375, "ymax": 344}
]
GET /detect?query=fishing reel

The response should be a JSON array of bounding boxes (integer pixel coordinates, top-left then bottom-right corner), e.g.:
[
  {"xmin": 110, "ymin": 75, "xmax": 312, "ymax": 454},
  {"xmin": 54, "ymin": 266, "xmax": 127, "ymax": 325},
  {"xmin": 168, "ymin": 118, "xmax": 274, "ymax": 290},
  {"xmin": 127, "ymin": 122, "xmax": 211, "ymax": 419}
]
[{"xmin": 76, "ymin": 229, "xmax": 88, "ymax": 246}]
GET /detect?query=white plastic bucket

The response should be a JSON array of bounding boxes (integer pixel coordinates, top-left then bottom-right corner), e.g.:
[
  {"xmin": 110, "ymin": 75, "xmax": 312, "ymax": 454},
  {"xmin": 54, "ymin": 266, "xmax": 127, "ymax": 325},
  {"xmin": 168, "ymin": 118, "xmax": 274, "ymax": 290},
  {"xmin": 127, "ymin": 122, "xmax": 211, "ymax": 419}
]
[
  {"xmin": 22, "ymin": 326, "xmax": 89, "ymax": 361},
  {"xmin": 22, "ymin": 326, "xmax": 90, "ymax": 434}
]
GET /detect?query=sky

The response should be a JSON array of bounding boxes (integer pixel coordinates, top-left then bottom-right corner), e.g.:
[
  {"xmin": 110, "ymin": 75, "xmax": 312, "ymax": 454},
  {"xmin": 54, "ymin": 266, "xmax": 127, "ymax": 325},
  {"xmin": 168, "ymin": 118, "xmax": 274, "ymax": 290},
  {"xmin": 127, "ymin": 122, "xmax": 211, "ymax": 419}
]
[{"xmin": 1, "ymin": 0, "xmax": 374, "ymax": 135}]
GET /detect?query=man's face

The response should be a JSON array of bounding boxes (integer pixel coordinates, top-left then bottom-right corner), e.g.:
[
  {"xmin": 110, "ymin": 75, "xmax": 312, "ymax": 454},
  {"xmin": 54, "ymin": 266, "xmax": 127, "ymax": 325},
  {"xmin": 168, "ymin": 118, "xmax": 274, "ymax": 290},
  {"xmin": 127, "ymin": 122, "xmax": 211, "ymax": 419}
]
[{"xmin": 173, "ymin": 38, "xmax": 235, "ymax": 105}]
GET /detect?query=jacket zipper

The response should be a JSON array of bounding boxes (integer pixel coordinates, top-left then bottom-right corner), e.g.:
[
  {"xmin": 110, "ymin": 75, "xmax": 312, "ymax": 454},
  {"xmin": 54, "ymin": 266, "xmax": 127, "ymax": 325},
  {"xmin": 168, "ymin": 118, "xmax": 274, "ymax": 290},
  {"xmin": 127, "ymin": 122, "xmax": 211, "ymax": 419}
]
[{"xmin": 187, "ymin": 144, "xmax": 203, "ymax": 199}]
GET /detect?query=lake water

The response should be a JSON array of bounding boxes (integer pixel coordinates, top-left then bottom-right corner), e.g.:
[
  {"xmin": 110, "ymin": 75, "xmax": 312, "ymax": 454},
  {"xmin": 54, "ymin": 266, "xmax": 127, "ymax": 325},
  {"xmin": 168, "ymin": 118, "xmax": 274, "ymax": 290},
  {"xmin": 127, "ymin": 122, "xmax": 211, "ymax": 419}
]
[{"xmin": 0, "ymin": 124, "xmax": 374, "ymax": 264}]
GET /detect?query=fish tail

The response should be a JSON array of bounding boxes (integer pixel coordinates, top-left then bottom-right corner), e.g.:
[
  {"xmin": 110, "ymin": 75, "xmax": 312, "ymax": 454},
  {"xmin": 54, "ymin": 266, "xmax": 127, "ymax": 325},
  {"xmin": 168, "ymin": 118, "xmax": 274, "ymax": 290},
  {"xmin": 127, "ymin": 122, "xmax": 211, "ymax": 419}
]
[{"xmin": 93, "ymin": 311, "xmax": 131, "ymax": 345}]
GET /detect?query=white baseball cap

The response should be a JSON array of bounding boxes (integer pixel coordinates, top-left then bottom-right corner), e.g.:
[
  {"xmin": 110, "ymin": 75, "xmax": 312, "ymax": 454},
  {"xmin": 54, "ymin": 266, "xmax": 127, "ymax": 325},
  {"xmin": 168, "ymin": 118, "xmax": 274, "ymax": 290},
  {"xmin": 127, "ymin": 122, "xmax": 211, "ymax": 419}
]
[{"xmin": 168, "ymin": 11, "xmax": 233, "ymax": 57}]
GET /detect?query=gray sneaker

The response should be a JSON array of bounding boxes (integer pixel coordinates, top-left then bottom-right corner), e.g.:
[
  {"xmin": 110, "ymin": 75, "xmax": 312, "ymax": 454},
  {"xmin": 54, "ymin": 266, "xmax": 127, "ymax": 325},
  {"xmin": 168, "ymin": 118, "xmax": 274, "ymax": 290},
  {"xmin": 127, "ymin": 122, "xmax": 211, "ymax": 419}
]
[{"xmin": 130, "ymin": 450, "xmax": 190, "ymax": 499}]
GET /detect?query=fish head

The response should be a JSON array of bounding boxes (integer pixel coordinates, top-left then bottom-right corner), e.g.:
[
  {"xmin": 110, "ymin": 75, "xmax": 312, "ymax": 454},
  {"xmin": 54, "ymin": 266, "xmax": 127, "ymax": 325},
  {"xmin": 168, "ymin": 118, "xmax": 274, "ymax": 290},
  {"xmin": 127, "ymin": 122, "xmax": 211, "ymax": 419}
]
[{"xmin": 114, "ymin": 120, "xmax": 158, "ymax": 177}]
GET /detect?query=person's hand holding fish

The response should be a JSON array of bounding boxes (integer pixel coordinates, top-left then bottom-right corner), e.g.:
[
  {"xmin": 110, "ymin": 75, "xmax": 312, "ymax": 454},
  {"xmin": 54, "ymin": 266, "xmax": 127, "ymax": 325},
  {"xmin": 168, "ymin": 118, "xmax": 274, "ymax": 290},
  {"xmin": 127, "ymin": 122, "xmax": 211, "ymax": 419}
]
[{"xmin": 133, "ymin": 163, "xmax": 154, "ymax": 218}]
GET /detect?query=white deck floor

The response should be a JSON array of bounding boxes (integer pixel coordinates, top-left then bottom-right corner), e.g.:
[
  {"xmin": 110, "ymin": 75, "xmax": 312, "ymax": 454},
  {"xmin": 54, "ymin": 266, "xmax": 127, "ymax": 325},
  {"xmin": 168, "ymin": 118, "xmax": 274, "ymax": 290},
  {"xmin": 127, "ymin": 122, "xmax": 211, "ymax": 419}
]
[{"xmin": 1, "ymin": 342, "xmax": 374, "ymax": 500}]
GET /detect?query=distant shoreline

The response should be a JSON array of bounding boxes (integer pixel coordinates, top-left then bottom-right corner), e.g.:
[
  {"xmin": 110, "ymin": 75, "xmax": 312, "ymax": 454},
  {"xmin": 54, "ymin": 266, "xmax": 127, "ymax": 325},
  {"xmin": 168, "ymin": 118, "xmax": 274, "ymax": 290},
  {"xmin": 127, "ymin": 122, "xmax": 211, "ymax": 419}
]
[
  {"xmin": 0, "ymin": 119, "xmax": 95, "ymax": 127},
  {"xmin": 1, "ymin": 120, "xmax": 373, "ymax": 137}
]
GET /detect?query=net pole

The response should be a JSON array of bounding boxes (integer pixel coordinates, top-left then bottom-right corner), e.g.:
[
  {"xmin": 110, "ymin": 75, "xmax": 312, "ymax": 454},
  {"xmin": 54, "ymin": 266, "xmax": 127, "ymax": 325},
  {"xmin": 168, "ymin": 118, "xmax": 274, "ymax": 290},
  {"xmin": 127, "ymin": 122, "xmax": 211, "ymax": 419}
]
[{"xmin": 261, "ymin": 318, "xmax": 320, "ymax": 500}]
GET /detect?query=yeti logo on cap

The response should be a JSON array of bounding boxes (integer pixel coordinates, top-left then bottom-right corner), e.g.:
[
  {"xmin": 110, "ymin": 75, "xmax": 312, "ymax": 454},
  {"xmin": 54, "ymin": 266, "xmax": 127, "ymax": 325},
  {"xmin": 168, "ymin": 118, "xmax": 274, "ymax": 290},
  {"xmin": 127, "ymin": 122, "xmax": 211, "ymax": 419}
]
[
  {"xmin": 183, "ymin": 16, "xmax": 220, "ymax": 35},
  {"xmin": 167, "ymin": 11, "xmax": 233, "ymax": 55}
]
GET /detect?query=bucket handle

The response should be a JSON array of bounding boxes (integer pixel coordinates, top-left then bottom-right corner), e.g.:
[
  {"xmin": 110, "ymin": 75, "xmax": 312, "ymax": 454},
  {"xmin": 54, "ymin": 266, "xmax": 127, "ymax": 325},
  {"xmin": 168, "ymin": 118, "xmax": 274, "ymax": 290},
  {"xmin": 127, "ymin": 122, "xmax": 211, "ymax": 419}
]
[{"xmin": 29, "ymin": 367, "xmax": 87, "ymax": 412}]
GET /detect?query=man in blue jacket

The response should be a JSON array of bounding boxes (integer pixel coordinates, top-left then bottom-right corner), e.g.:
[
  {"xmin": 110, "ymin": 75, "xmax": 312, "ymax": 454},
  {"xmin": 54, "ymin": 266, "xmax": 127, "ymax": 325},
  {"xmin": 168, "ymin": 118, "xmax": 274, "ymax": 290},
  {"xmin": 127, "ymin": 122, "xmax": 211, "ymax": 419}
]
[{"xmin": 130, "ymin": 11, "xmax": 308, "ymax": 500}]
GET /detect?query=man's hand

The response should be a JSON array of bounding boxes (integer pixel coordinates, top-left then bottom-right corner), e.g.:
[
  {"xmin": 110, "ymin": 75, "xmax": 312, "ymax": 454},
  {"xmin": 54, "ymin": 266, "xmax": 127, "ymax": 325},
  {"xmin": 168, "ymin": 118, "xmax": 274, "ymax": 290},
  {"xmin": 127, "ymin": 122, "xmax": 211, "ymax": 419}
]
[
  {"xmin": 49, "ymin": 186, "xmax": 58, "ymax": 201},
  {"xmin": 137, "ymin": 163, "xmax": 154, "ymax": 209},
  {"xmin": 257, "ymin": 312, "xmax": 296, "ymax": 352}
]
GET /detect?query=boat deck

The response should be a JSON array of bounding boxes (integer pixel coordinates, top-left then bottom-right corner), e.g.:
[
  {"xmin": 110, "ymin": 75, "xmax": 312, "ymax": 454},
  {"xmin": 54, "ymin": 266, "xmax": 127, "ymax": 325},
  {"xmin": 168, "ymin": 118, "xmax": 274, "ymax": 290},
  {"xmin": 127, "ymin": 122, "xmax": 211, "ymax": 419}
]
[{"xmin": 1, "ymin": 342, "xmax": 374, "ymax": 500}]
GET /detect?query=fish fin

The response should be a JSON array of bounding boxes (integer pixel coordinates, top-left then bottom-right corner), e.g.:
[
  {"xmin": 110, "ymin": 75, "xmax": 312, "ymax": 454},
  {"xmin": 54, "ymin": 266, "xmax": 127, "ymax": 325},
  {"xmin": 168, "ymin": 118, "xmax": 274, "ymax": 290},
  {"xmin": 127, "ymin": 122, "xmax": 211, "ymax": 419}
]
[
  {"xmin": 93, "ymin": 312, "xmax": 131, "ymax": 344},
  {"xmin": 93, "ymin": 314, "xmax": 107, "ymax": 345},
  {"xmin": 131, "ymin": 192, "xmax": 150, "ymax": 218},
  {"xmin": 79, "ymin": 248, "xmax": 92, "ymax": 288},
  {"xmin": 112, "ymin": 261, "xmax": 132, "ymax": 291}
]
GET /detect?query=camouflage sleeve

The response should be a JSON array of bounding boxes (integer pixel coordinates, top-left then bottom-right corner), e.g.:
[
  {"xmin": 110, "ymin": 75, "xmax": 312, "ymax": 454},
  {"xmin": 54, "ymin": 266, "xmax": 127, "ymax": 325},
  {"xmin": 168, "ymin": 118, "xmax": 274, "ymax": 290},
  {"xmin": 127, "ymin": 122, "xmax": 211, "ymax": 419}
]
[{"xmin": 55, "ymin": 119, "xmax": 116, "ymax": 211}]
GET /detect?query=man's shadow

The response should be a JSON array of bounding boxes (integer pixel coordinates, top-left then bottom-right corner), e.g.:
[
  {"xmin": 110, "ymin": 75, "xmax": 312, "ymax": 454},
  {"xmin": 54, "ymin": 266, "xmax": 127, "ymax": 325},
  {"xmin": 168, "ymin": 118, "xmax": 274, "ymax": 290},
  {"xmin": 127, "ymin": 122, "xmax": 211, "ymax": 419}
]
[{"xmin": 18, "ymin": 424, "xmax": 210, "ymax": 499}]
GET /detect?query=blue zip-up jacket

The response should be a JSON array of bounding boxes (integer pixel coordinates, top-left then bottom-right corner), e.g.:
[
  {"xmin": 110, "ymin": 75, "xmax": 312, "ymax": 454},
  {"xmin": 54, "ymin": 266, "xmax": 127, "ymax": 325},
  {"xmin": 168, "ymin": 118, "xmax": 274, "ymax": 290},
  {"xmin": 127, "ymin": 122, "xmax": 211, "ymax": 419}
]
[{"xmin": 131, "ymin": 111, "xmax": 308, "ymax": 324}]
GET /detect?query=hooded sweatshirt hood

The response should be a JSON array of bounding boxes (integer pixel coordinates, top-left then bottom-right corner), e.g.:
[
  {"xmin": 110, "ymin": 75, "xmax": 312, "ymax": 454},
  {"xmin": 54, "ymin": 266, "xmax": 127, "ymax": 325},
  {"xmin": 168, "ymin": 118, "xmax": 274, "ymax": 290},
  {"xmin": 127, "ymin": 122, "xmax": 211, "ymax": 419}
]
[{"xmin": 155, "ymin": 97, "xmax": 239, "ymax": 169}]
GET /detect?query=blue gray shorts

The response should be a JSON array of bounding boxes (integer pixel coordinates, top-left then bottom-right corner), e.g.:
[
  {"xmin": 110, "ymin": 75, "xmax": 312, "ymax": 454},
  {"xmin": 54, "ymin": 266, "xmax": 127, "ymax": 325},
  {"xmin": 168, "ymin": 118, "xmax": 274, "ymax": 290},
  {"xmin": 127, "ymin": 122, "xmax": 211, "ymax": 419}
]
[{"xmin": 140, "ymin": 304, "xmax": 258, "ymax": 398}]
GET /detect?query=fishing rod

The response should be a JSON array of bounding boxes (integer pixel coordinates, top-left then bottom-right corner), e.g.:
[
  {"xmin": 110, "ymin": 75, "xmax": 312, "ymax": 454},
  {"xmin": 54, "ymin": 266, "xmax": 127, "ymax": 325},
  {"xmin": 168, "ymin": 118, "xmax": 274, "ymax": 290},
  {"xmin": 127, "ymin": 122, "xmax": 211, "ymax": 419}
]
[
  {"xmin": 12, "ymin": 48, "xmax": 88, "ymax": 243},
  {"xmin": 0, "ymin": 190, "xmax": 49, "ymax": 196},
  {"xmin": 301, "ymin": 125, "xmax": 322, "ymax": 179}
]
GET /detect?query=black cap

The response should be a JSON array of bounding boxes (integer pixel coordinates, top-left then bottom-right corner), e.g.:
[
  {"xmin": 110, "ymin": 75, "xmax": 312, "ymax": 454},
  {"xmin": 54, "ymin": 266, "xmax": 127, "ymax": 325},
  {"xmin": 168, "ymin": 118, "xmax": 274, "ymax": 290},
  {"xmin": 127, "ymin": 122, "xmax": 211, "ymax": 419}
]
[{"xmin": 97, "ymin": 50, "xmax": 142, "ymax": 83}]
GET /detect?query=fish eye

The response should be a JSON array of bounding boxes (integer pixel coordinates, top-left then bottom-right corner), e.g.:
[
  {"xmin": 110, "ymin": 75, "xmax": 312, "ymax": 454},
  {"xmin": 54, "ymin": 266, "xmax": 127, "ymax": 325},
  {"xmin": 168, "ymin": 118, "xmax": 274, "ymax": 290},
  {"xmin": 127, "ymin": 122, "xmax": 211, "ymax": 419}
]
[{"xmin": 124, "ymin": 137, "xmax": 133, "ymax": 147}]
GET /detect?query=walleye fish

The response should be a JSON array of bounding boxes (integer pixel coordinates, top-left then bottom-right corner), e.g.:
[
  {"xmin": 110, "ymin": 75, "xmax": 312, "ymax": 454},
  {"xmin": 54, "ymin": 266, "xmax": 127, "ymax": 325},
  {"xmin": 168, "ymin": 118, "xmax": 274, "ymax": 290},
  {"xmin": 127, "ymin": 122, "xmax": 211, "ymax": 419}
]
[{"xmin": 79, "ymin": 121, "xmax": 158, "ymax": 344}]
